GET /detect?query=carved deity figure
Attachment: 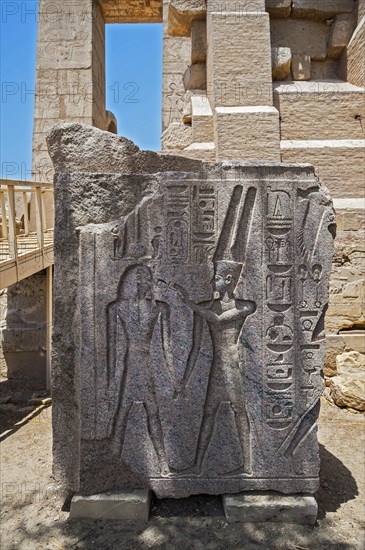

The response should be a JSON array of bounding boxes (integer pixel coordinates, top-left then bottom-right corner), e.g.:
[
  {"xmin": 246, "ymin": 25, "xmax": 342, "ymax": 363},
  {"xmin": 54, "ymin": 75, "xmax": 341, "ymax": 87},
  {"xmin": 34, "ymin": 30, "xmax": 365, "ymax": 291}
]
[
  {"xmin": 107, "ymin": 264, "xmax": 173, "ymax": 473},
  {"xmin": 174, "ymin": 260, "xmax": 256, "ymax": 475}
]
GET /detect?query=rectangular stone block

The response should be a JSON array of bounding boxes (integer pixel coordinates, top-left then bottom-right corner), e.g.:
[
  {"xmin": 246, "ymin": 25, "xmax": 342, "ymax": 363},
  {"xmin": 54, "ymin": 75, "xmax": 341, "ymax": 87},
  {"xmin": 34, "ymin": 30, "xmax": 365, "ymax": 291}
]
[
  {"xmin": 162, "ymin": 37, "xmax": 191, "ymax": 130},
  {"xmin": 208, "ymin": 0, "xmax": 265, "ymax": 9},
  {"xmin": 99, "ymin": 0, "xmax": 162, "ymax": 23},
  {"xmin": 281, "ymin": 139, "xmax": 365, "ymax": 198},
  {"xmin": 347, "ymin": 17, "xmax": 365, "ymax": 87},
  {"xmin": 291, "ymin": 54, "xmax": 311, "ymax": 81},
  {"xmin": 207, "ymin": 12, "xmax": 273, "ymax": 106},
  {"xmin": 271, "ymin": 18, "xmax": 329, "ymax": 61},
  {"xmin": 328, "ymin": 14, "xmax": 356, "ymax": 59},
  {"xmin": 183, "ymin": 142, "xmax": 216, "ymax": 161},
  {"xmin": 32, "ymin": 0, "xmax": 106, "ymax": 184},
  {"xmin": 223, "ymin": 492, "xmax": 318, "ymax": 524},
  {"xmin": 48, "ymin": 123, "xmax": 335, "ymax": 501},
  {"xmin": 274, "ymin": 81, "xmax": 365, "ymax": 140},
  {"xmin": 292, "ymin": 0, "xmax": 355, "ymax": 20},
  {"xmin": 70, "ymin": 490, "xmax": 151, "ymax": 521},
  {"xmin": 265, "ymin": 0, "xmax": 292, "ymax": 18},
  {"xmin": 214, "ymin": 106, "xmax": 280, "ymax": 160},
  {"xmin": 191, "ymin": 95, "xmax": 214, "ymax": 142},
  {"xmin": 191, "ymin": 19, "xmax": 206, "ymax": 63}
]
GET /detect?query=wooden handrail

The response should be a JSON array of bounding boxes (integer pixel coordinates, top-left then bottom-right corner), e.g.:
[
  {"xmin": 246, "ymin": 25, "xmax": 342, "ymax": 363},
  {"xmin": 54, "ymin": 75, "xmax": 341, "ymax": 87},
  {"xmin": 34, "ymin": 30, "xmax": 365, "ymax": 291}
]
[
  {"xmin": 0, "ymin": 178, "xmax": 53, "ymax": 189},
  {"xmin": 0, "ymin": 187, "xmax": 53, "ymax": 193},
  {"xmin": 0, "ymin": 179, "xmax": 53, "ymax": 250}
]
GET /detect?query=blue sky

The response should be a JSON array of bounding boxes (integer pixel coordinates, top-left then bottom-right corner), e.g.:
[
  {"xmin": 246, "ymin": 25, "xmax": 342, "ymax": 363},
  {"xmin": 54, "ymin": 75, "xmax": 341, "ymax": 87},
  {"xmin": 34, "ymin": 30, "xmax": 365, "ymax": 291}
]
[{"xmin": 0, "ymin": 1, "xmax": 163, "ymax": 179}]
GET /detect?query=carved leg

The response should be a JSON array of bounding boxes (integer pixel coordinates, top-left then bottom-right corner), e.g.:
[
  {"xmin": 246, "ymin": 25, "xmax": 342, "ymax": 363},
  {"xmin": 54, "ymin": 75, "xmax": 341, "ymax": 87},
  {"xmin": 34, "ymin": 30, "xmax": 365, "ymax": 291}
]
[{"xmin": 146, "ymin": 409, "xmax": 171, "ymax": 477}]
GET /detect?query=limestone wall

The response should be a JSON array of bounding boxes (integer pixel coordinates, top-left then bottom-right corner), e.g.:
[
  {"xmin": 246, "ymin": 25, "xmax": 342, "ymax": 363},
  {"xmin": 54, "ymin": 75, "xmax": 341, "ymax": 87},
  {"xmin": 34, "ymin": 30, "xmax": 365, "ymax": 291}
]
[
  {"xmin": 1, "ymin": 274, "xmax": 47, "ymax": 384},
  {"xmin": 32, "ymin": 0, "xmax": 106, "ymax": 185}
]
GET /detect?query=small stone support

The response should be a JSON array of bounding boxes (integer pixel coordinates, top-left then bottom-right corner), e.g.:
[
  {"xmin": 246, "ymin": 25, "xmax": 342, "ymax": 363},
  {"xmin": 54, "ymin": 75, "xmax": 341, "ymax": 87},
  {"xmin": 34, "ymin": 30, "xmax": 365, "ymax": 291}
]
[
  {"xmin": 70, "ymin": 490, "xmax": 151, "ymax": 521},
  {"xmin": 223, "ymin": 492, "xmax": 318, "ymax": 525}
]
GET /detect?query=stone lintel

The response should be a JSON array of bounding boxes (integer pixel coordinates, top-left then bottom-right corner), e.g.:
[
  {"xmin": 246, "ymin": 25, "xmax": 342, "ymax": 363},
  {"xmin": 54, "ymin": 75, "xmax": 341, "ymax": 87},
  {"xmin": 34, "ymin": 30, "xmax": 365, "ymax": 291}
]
[
  {"xmin": 70, "ymin": 490, "xmax": 151, "ymax": 521},
  {"xmin": 99, "ymin": 0, "xmax": 162, "ymax": 24},
  {"xmin": 223, "ymin": 492, "xmax": 318, "ymax": 525}
]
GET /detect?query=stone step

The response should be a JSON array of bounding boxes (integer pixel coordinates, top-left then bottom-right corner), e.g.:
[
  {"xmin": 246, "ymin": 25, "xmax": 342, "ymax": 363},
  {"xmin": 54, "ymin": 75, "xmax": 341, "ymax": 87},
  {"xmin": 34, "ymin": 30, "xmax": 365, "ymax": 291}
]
[
  {"xmin": 183, "ymin": 141, "xmax": 216, "ymax": 161},
  {"xmin": 280, "ymin": 139, "xmax": 365, "ymax": 199},
  {"xmin": 191, "ymin": 94, "xmax": 214, "ymax": 143},
  {"xmin": 274, "ymin": 81, "xmax": 365, "ymax": 141}
]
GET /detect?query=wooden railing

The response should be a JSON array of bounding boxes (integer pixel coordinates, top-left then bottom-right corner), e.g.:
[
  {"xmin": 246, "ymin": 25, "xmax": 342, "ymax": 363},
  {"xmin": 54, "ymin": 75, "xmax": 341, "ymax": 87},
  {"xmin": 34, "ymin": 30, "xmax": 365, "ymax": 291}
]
[{"xmin": 0, "ymin": 179, "xmax": 54, "ymax": 289}]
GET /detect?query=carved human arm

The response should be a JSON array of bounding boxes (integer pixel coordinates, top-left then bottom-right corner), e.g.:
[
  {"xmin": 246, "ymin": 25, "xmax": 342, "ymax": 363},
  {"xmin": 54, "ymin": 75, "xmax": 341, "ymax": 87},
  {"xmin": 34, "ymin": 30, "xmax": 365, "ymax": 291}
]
[
  {"xmin": 173, "ymin": 284, "xmax": 219, "ymax": 323},
  {"xmin": 214, "ymin": 301, "xmax": 256, "ymax": 324}
]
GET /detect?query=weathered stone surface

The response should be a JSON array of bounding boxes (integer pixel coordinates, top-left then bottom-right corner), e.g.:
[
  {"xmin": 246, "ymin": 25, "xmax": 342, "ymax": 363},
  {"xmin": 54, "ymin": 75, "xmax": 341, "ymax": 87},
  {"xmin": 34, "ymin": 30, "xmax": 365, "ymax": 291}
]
[
  {"xmin": 167, "ymin": 0, "xmax": 206, "ymax": 37},
  {"xmin": 162, "ymin": 36, "xmax": 191, "ymax": 131},
  {"xmin": 336, "ymin": 351, "xmax": 365, "ymax": 375},
  {"xmin": 274, "ymin": 82, "xmax": 365, "ymax": 140},
  {"xmin": 100, "ymin": 0, "xmax": 162, "ymax": 23},
  {"xmin": 271, "ymin": 47, "xmax": 292, "ymax": 81},
  {"xmin": 330, "ymin": 375, "xmax": 365, "ymax": 410},
  {"xmin": 223, "ymin": 492, "xmax": 318, "ymax": 524},
  {"xmin": 182, "ymin": 90, "xmax": 197, "ymax": 123},
  {"xmin": 342, "ymin": 331, "xmax": 365, "ymax": 354},
  {"xmin": 105, "ymin": 110, "xmax": 117, "ymax": 134},
  {"xmin": 2, "ymin": 274, "xmax": 46, "ymax": 383},
  {"xmin": 328, "ymin": 14, "xmax": 356, "ymax": 59},
  {"xmin": 183, "ymin": 142, "xmax": 216, "ymax": 161},
  {"xmin": 191, "ymin": 95, "xmax": 214, "ymax": 142},
  {"xmin": 291, "ymin": 54, "xmax": 311, "ymax": 80},
  {"xmin": 266, "ymin": 0, "xmax": 292, "ymax": 18},
  {"xmin": 292, "ymin": 0, "xmax": 355, "ymax": 21},
  {"xmin": 161, "ymin": 122, "xmax": 194, "ymax": 151},
  {"xmin": 208, "ymin": 11, "xmax": 273, "ymax": 107},
  {"xmin": 346, "ymin": 15, "xmax": 365, "ymax": 87},
  {"xmin": 191, "ymin": 20, "xmax": 207, "ymax": 64},
  {"xmin": 183, "ymin": 63, "xmax": 207, "ymax": 90},
  {"xmin": 70, "ymin": 490, "xmax": 151, "ymax": 521},
  {"xmin": 47, "ymin": 123, "xmax": 201, "ymax": 173},
  {"xmin": 214, "ymin": 106, "xmax": 280, "ymax": 161},
  {"xmin": 280, "ymin": 140, "xmax": 365, "ymax": 199},
  {"xmin": 271, "ymin": 19, "xmax": 328, "ymax": 61},
  {"xmin": 48, "ymin": 123, "xmax": 334, "ymax": 500}
]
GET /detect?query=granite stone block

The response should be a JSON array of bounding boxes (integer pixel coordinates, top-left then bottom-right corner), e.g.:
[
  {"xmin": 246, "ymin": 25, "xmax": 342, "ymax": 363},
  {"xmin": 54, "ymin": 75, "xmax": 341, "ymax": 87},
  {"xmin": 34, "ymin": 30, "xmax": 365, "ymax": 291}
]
[
  {"xmin": 223, "ymin": 492, "xmax": 318, "ymax": 524},
  {"xmin": 47, "ymin": 123, "xmax": 335, "ymax": 502}
]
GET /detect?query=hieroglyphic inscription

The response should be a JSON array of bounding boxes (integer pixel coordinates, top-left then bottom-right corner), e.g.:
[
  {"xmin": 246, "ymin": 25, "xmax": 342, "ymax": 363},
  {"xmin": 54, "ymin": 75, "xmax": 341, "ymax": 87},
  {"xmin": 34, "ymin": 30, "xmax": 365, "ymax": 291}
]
[
  {"xmin": 164, "ymin": 183, "xmax": 217, "ymax": 265},
  {"xmin": 191, "ymin": 186, "xmax": 216, "ymax": 264},
  {"xmin": 166, "ymin": 185, "xmax": 190, "ymax": 263},
  {"xmin": 264, "ymin": 186, "xmax": 295, "ymax": 430}
]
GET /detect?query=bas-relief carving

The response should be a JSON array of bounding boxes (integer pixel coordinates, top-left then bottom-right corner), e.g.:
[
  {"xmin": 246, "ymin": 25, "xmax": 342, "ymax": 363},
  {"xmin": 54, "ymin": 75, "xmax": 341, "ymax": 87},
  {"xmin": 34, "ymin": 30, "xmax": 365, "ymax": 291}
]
[{"xmin": 78, "ymin": 172, "xmax": 335, "ymax": 497}]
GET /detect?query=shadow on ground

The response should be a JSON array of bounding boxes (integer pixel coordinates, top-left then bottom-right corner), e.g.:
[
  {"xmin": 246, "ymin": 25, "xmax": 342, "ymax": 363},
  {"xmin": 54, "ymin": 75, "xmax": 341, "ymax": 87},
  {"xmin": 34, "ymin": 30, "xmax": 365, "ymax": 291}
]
[
  {"xmin": 0, "ymin": 378, "xmax": 48, "ymax": 438},
  {"xmin": 316, "ymin": 443, "xmax": 358, "ymax": 520}
]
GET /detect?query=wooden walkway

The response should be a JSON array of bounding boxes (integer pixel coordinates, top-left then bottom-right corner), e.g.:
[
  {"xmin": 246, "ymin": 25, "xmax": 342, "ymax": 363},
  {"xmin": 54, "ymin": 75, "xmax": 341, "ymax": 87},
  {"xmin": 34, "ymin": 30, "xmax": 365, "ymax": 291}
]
[
  {"xmin": 0, "ymin": 179, "xmax": 54, "ymax": 290},
  {"xmin": 0, "ymin": 179, "xmax": 54, "ymax": 388}
]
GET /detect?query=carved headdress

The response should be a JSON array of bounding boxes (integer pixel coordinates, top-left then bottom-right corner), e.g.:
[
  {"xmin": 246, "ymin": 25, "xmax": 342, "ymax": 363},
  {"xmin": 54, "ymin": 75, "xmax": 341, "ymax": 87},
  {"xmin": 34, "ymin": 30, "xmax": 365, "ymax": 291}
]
[{"xmin": 214, "ymin": 260, "xmax": 243, "ymax": 283}]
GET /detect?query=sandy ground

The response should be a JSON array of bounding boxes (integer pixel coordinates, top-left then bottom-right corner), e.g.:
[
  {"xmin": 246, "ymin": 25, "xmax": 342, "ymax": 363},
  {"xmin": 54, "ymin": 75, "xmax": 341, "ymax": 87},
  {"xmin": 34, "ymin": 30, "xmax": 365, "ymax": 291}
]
[{"xmin": 0, "ymin": 388, "xmax": 364, "ymax": 550}]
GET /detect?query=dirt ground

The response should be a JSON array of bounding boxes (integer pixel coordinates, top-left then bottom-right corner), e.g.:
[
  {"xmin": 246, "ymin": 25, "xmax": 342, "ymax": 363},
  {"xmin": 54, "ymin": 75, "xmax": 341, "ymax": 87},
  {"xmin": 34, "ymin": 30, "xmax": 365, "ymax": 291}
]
[{"xmin": 0, "ymin": 382, "xmax": 364, "ymax": 550}]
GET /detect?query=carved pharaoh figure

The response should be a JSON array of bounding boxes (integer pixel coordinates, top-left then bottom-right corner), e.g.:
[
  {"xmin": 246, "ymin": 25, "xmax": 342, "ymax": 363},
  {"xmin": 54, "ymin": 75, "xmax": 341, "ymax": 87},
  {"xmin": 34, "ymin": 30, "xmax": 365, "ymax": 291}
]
[{"xmin": 174, "ymin": 260, "xmax": 256, "ymax": 475}]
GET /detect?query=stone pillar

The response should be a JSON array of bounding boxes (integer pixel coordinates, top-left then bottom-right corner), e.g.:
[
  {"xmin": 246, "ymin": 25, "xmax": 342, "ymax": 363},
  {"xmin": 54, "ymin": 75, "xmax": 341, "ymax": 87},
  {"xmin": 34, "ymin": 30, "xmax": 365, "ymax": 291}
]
[
  {"xmin": 162, "ymin": 0, "xmax": 192, "ymax": 146},
  {"xmin": 206, "ymin": 0, "xmax": 280, "ymax": 160},
  {"xmin": 32, "ymin": 0, "xmax": 106, "ymax": 187},
  {"xmin": 3, "ymin": 0, "xmax": 106, "ymax": 387}
]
